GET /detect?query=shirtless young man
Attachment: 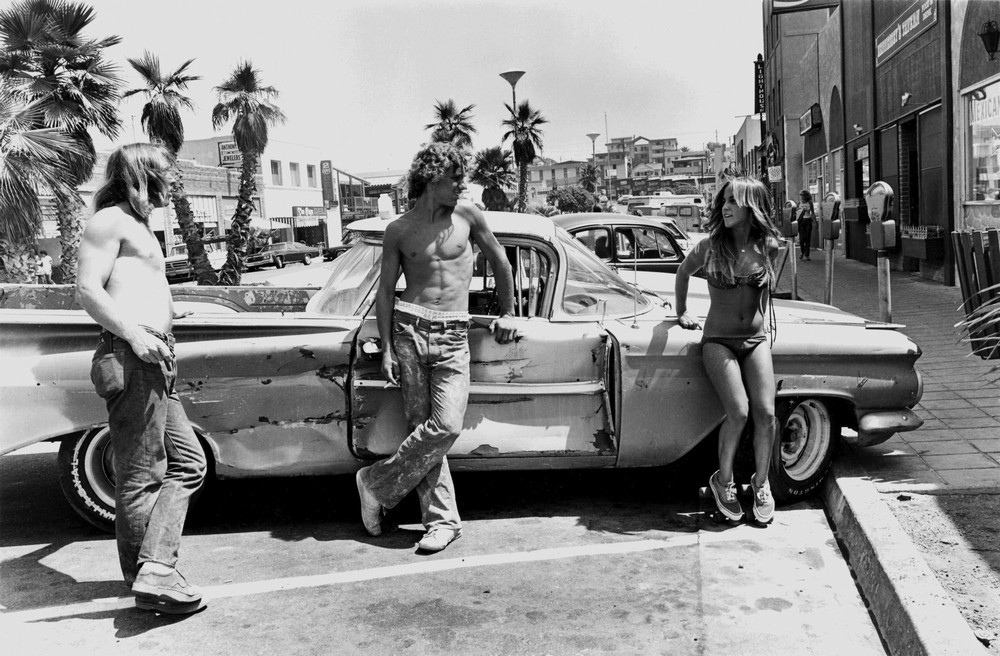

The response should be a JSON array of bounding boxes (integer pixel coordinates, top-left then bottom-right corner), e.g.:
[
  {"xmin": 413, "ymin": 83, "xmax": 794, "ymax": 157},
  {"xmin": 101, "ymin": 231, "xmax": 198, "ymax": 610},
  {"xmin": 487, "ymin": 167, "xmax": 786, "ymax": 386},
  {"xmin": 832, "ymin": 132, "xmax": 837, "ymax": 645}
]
[
  {"xmin": 355, "ymin": 142, "xmax": 517, "ymax": 552},
  {"xmin": 76, "ymin": 144, "xmax": 206, "ymax": 614}
]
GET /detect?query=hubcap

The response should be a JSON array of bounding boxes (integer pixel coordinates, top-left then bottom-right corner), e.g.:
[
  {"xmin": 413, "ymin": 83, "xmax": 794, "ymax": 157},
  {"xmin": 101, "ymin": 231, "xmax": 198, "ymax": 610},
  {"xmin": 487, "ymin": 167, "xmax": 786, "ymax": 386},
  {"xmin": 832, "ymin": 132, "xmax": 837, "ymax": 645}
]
[
  {"xmin": 779, "ymin": 400, "xmax": 831, "ymax": 481},
  {"xmin": 82, "ymin": 428, "xmax": 116, "ymax": 508}
]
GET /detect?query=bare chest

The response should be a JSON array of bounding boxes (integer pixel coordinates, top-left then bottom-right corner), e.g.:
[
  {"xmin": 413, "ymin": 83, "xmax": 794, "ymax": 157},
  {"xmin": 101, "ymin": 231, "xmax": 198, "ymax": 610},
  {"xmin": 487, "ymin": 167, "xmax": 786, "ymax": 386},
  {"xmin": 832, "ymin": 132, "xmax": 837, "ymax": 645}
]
[
  {"xmin": 118, "ymin": 223, "xmax": 165, "ymax": 270},
  {"xmin": 400, "ymin": 221, "xmax": 472, "ymax": 265}
]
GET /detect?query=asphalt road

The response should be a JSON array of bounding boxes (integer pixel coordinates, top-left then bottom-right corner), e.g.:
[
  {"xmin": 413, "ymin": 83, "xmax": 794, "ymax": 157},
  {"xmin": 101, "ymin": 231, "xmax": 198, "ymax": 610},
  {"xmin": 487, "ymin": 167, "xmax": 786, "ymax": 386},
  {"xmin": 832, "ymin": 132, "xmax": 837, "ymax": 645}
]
[{"xmin": 2, "ymin": 443, "xmax": 888, "ymax": 656}]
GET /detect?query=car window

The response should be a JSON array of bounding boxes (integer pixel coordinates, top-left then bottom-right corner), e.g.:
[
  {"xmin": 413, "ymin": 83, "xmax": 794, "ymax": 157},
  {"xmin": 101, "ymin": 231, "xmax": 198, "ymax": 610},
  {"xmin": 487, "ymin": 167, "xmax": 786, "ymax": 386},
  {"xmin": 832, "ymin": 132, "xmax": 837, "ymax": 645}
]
[
  {"xmin": 306, "ymin": 241, "xmax": 382, "ymax": 315},
  {"xmin": 615, "ymin": 227, "xmax": 676, "ymax": 260},
  {"xmin": 557, "ymin": 228, "xmax": 650, "ymax": 317},
  {"xmin": 571, "ymin": 228, "xmax": 612, "ymax": 260},
  {"xmin": 470, "ymin": 242, "xmax": 552, "ymax": 318}
]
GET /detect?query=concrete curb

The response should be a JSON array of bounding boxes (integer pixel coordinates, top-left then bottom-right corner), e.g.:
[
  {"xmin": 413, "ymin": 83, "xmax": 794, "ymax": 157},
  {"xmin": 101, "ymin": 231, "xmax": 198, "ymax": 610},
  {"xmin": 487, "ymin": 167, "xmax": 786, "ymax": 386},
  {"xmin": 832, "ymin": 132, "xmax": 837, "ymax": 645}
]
[{"xmin": 822, "ymin": 455, "xmax": 988, "ymax": 656}]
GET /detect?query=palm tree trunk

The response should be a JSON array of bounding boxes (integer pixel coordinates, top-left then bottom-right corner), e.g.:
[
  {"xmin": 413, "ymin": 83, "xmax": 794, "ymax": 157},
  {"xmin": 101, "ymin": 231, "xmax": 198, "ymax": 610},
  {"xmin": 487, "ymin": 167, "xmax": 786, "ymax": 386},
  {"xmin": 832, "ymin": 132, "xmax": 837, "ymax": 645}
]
[
  {"xmin": 517, "ymin": 163, "xmax": 528, "ymax": 212},
  {"xmin": 216, "ymin": 152, "xmax": 259, "ymax": 286},
  {"xmin": 54, "ymin": 190, "xmax": 85, "ymax": 284},
  {"xmin": 170, "ymin": 166, "xmax": 218, "ymax": 285},
  {"xmin": 0, "ymin": 240, "xmax": 37, "ymax": 284}
]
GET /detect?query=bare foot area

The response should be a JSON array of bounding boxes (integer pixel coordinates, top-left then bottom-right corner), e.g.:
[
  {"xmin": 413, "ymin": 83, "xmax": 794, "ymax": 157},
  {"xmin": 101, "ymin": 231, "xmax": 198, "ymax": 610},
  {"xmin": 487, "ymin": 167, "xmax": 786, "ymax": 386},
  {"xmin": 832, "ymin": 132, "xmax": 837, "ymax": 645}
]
[{"xmin": 884, "ymin": 491, "xmax": 1000, "ymax": 654}]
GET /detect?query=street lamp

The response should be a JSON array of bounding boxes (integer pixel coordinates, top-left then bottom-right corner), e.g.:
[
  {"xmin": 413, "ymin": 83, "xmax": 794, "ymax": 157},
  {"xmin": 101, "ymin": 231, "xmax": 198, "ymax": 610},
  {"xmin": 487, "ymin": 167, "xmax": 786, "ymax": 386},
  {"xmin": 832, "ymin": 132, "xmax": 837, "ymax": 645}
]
[{"xmin": 499, "ymin": 70, "xmax": 525, "ymax": 110}]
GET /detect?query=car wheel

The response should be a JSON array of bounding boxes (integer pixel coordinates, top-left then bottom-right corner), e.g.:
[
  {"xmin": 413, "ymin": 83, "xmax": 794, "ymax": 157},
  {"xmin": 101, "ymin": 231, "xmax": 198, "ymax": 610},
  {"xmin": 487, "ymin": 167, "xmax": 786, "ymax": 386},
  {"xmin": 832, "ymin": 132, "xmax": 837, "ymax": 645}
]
[
  {"xmin": 769, "ymin": 398, "xmax": 836, "ymax": 502},
  {"xmin": 57, "ymin": 425, "xmax": 211, "ymax": 533},
  {"xmin": 274, "ymin": 256, "xmax": 285, "ymax": 269},
  {"xmin": 303, "ymin": 254, "xmax": 312, "ymax": 265},
  {"xmin": 57, "ymin": 426, "xmax": 116, "ymax": 532}
]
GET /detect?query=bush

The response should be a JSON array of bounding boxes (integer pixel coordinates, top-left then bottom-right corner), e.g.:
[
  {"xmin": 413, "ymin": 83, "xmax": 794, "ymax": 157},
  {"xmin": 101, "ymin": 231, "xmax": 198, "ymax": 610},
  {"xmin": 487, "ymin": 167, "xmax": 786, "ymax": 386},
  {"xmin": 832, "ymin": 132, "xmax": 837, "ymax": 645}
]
[{"xmin": 546, "ymin": 186, "xmax": 597, "ymax": 213}]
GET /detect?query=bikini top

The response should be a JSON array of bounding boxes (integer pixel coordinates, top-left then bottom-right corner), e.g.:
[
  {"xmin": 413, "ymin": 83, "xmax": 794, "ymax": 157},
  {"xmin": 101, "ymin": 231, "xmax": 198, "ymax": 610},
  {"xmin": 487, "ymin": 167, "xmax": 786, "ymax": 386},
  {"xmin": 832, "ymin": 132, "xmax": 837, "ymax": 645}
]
[{"xmin": 705, "ymin": 266, "xmax": 769, "ymax": 290}]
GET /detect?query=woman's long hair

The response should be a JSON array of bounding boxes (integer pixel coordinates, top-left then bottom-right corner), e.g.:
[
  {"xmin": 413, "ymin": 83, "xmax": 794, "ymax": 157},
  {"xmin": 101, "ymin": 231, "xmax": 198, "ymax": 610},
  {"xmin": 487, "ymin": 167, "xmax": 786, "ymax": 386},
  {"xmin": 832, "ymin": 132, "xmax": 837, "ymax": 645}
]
[
  {"xmin": 93, "ymin": 143, "xmax": 173, "ymax": 222},
  {"xmin": 703, "ymin": 176, "xmax": 782, "ymax": 285}
]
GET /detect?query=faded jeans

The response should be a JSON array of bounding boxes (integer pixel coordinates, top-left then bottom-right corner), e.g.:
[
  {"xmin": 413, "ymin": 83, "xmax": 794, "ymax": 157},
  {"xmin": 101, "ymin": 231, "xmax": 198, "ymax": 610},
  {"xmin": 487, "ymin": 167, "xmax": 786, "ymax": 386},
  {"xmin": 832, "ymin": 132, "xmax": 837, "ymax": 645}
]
[
  {"xmin": 363, "ymin": 312, "xmax": 471, "ymax": 531},
  {"xmin": 91, "ymin": 329, "xmax": 206, "ymax": 585}
]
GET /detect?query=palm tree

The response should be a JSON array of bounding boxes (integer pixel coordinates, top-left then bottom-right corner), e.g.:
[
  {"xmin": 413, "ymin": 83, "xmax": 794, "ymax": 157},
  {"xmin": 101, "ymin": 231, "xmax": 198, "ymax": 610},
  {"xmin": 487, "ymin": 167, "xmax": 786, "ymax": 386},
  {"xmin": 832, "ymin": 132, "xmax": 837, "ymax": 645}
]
[
  {"xmin": 425, "ymin": 99, "xmax": 476, "ymax": 149},
  {"xmin": 501, "ymin": 101, "xmax": 547, "ymax": 212},
  {"xmin": 0, "ymin": 0, "xmax": 123, "ymax": 284},
  {"xmin": 211, "ymin": 61, "xmax": 286, "ymax": 285},
  {"xmin": 470, "ymin": 146, "xmax": 514, "ymax": 211},
  {"xmin": 123, "ymin": 52, "xmax": 216, "ymax": 284},
  {"xmin": 579, "ymin": 163, "xmax": 599, "ymax": 193},
  {"xmin": 0, "ymin": 91, "xmax": 85, "ymax": 282}
]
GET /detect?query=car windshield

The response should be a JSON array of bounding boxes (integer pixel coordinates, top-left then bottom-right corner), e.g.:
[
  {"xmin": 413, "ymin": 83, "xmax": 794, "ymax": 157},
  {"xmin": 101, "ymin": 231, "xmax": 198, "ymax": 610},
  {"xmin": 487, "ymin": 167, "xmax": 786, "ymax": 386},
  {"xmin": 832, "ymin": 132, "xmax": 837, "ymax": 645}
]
[
  {"xmin": 555, "ymin": 228, "xmax": 651, "ymax": 317},
  {"xmin": 306, "ymin": 240, "xmax": 382, "ymax": 315}
]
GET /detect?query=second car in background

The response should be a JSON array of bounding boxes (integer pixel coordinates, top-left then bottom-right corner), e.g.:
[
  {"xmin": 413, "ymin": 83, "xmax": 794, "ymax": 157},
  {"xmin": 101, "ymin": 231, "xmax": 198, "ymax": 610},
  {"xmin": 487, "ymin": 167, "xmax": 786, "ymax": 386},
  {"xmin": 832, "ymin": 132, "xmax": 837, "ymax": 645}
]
[{"xmin": 245, "ymin": 241, "xmax": 322, "ymax": 269}]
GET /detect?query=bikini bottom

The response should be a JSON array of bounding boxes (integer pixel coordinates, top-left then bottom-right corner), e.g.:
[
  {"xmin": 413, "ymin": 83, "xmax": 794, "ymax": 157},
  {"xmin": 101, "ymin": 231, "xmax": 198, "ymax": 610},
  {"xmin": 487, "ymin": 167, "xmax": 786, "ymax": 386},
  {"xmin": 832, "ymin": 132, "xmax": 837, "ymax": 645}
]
[{"xmin": 701, "ymin": 335, "xmax": 767, "ymax": 365}]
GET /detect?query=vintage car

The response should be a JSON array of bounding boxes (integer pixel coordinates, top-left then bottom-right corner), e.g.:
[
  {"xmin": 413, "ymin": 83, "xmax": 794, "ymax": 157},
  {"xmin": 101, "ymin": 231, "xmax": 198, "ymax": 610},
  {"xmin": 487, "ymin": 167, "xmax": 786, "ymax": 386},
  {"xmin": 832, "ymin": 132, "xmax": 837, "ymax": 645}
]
[
  {"xmin": 0, "ymin": 211, "xmax": 923, "ymax": 532},
  {"xmin": 164, "ymin": 241, "xmax": 227, "ymax": 282},
  {"xmin": 245, "ymin": 241, "xmax": 322, "ymax": 269},
  {"xmin": 554, "ymin": 213, "xmax": 687, "ymax": 273}
]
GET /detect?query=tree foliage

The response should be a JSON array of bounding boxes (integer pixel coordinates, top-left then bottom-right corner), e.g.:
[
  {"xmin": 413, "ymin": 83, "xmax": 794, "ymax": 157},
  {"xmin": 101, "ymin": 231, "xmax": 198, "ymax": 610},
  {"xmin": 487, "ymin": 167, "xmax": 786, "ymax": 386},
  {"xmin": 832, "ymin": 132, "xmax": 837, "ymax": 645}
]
[
  {"xmin": 426, "ymin": 99, "xmax": 476, "ymax": 149},
  {"xmin": 470, "ymin": 146, "xmax": 514, "ymax": 211},
  {"xmin": 546, "ymin": 186, "xmax": 596, "ymax": 213},
  {"xmin": 211, "ymin": 61, "xmax": 286, "ymax": 285},
  {"xmin": 501, "ymin": 101, "xmax": 546, "ymax": 212}
]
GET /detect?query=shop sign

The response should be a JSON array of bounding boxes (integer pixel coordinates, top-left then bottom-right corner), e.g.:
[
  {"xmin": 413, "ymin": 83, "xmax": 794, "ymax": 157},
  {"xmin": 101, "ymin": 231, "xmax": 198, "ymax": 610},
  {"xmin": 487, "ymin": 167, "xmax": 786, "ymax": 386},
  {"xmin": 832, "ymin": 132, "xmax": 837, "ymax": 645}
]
[
  {"xmin": 320, "ymin": 160, "xmax": 338, "ymax": 207},
  {"xmin": 969, "ymin": 82, "xmax": 1000, "ymax": 126},
  {"xmin": 767, "ymin": 166, "xmax": 783, "ymax": 182},
  {"xmin": 875, "ymin": 0, "xmax": 937, "ymax": 68},
  {"xmin": 754, "ymin": 56, "xmax": 765, "ymax": 115},
  {"xmin": 292, "ymin": 206, "xmax": 326, "ymax": 218},
  {"xmin": 798, "ymin": 104, "xmax": 822, "ymax": 136},
  {"xmin": 772, "ymin": 0, "xmax": 839, "ymax": 14},
  {"xmin": 218, "ymin": 141, "xmax": 242, "ymax": 169}
]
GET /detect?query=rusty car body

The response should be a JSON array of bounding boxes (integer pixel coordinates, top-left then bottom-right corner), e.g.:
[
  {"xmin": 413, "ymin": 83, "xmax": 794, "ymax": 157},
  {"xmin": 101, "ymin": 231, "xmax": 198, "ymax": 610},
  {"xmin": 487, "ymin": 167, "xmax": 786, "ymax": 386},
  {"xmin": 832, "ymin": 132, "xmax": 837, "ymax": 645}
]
[{"xmin": 0, "ymin": 212, "xmax": 923, "ymax": 531}]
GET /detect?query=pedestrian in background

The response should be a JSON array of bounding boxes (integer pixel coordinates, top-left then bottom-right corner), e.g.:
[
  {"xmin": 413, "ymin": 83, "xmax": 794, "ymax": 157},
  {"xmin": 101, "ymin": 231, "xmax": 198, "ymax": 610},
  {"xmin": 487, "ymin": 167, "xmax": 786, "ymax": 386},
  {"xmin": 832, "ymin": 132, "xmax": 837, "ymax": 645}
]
[
  {"xmin": 75, "ymin": 143, "xmax": 206, "ymax": 614},
  {"xmin": 674, "ymin": 176, "xmax": 782, "ymax": 524},
  {"xmin": 37, "ymin": 250, "xmax": 53, "ymax": 283},
  {"xmin": 355, "ymin": 142, "xmax": 518, "ymax": 553},
  {"xmin": 797, "ymin": 189, "xmax": 815, "ymax": 260}
]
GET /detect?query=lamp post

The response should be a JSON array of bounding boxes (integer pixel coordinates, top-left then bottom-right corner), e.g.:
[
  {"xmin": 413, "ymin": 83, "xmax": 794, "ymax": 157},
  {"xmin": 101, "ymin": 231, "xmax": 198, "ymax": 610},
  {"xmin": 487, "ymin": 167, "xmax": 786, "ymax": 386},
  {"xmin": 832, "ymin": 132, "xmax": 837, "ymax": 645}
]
[
  {"xmin": 499, "ymin": 70, "xmax": 525, "ymax": 110},
  {"xmin": 587, "ymin": 132, "xmax": 600, "ymax": 194}
]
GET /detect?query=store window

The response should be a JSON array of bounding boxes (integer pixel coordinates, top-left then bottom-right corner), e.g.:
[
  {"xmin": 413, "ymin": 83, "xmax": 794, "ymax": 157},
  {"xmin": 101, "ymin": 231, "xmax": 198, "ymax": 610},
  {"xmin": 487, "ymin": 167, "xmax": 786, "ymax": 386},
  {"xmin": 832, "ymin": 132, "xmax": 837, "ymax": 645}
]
[
  {"xmin": 967, "ymin": 79, "xmax": 1000, "ymax": 202},
  {"xmin": 289, "ymin": 162, "xmax": 301, "ymax": 187},
  {"xmin": 307, "ymin": 164, "xmax": 317, "ymax": 188},
  {"xmin": 806, "ymin": 157, "xmax": 824, "ymax": 197}
]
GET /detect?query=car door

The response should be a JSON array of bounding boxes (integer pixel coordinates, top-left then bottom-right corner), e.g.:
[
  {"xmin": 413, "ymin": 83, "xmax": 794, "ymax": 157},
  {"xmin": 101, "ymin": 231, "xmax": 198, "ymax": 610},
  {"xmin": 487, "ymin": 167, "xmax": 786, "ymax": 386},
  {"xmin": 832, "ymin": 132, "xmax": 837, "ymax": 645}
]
[{"xmin": 349, "ymin": 237, "xmax": 615, "ymax": 466}]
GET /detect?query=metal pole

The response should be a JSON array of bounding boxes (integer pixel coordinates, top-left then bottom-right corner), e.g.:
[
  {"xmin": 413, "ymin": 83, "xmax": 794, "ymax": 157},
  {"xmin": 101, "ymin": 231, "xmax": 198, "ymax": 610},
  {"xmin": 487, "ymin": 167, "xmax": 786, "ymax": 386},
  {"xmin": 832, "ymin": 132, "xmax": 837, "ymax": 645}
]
[
  {"xmin": 788, "ymin": 237, "xmax": 798, "ymax": 300},
  {"xmin": 823, "ymin": 238, "xmax": 834, "ymax": 305},
  {"xmin": 877, "ymin": 251, "xmax": 892, "ymax": 322}
]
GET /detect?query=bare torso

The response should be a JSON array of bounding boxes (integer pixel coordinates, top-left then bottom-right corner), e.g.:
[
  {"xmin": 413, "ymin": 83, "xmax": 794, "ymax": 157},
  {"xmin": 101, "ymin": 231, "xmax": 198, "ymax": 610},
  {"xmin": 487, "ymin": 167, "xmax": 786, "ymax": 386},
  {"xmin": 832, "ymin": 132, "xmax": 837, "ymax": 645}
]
[
  {"xmin": 102, "ymin": 206, "xmax": 173, "ymax": 333},
  {"xmin": 392, "ymin": 207, "xmax": 474, "ymax": 312}
]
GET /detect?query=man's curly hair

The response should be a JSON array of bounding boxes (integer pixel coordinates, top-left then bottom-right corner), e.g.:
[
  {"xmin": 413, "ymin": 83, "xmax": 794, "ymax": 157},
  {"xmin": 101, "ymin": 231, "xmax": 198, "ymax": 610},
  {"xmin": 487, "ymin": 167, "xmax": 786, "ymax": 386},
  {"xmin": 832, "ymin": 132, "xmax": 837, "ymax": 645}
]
[{"xmin": 406, "ymin": 142, "xmax": 468, "ymax": 200}]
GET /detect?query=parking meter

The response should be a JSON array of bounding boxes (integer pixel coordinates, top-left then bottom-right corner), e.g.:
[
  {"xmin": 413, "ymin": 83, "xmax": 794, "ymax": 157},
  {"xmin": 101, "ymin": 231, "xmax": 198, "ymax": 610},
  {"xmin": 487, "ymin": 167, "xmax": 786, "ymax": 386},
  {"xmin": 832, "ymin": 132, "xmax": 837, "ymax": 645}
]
[
  {"xmin": 819, "ymin": 192, "xmax": 841, "ymax": 240},
  {"xmin": 864, "ymin": 182, "xmax": 895, "ymax": 250},
  {"xmin": 780, "ymin": 200, "xmax": 799, "ymax": 238}
]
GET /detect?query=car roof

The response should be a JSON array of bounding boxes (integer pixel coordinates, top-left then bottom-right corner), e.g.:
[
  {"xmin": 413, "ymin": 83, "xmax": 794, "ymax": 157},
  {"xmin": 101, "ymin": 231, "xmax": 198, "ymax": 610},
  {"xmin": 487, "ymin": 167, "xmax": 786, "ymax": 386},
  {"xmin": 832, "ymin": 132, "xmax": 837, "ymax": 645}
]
[
  {"xmin": 552, "ymin": 212, "xmax": 674, "ymax": 231},
  {"xmin": 348, "ymin": 209, "xmax": 558, "ymax": 241}
]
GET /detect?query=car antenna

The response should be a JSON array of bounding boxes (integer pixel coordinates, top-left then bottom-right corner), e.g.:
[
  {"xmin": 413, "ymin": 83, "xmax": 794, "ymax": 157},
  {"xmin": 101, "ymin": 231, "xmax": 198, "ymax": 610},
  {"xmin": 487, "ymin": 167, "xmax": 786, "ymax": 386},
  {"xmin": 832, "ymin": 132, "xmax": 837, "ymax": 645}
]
[{"xmin": 631, "ymin": 254, "xmax": 639, "ymax": 329}]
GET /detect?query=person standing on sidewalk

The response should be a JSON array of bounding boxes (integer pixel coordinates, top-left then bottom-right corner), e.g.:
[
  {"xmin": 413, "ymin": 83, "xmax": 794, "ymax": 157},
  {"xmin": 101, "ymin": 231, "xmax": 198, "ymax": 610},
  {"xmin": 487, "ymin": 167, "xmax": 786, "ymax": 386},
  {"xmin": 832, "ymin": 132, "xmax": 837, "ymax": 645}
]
[
  {"xmin": 674, "ymin": 176, "xmax": 782, "ymax": 524},
  {"xmin": 796, "ymin": 189, "xmax": 815, "ymax": 260},
  {"xmin": 76, "ymin": 143, "xmax": 206, "ymax": 614},
  {"xmin": 355, "ymin": 142, "xmax": 517, "ymax": 553}
]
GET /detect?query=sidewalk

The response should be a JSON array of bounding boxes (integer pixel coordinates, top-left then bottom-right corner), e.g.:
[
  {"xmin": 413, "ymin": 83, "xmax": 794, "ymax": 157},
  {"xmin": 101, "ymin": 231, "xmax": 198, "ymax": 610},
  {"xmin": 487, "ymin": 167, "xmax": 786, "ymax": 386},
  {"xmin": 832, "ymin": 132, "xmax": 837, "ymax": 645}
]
[{"xmin": 777, "ymin": 241, "xmax": 999, "ymax": 654}]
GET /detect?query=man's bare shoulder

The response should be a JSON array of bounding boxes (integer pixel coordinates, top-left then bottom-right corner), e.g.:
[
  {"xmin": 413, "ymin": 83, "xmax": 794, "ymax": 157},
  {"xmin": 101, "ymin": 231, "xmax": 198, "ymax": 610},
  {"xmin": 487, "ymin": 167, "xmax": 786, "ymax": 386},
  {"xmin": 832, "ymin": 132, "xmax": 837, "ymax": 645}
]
[
  {"xmin": 85, "ymin": 205, "xmax": 134, "ymax": 238},
  {"xmin": 454, "ymin": 200, "xmax": 485, "ymax": 224}
]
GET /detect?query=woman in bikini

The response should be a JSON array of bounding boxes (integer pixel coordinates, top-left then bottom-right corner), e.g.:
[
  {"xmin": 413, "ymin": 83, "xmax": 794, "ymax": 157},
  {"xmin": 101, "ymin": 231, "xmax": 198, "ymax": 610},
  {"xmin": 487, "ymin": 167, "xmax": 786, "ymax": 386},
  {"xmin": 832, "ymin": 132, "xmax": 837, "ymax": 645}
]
[{"xmin": 674, "ymin": 176, "xmax": 782, "ymax": 524}]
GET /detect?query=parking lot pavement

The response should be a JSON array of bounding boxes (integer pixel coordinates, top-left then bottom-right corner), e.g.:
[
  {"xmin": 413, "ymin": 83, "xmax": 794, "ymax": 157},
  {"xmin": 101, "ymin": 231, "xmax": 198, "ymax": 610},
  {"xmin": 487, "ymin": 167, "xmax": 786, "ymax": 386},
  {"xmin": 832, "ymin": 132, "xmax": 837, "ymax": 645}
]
[
  {"xmin": 2, "ymin": 449, "xmax": 887, "ymax": 655},
  {"xmin": 781, "ymin": 241, "xmax": 998, "ymax": 654}
]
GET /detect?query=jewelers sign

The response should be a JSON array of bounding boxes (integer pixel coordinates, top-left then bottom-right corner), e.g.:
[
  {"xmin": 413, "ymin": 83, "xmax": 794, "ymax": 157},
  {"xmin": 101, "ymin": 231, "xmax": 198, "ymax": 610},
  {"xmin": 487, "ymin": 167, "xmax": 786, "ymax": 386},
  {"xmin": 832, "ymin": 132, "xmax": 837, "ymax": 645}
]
[
  {"xmin": 875, "ymin": 0, "xmax": 937, "ymax": 67},
  {"xmin": 218, "ymin": 141, "xmax": 242, "ymax": 169}
]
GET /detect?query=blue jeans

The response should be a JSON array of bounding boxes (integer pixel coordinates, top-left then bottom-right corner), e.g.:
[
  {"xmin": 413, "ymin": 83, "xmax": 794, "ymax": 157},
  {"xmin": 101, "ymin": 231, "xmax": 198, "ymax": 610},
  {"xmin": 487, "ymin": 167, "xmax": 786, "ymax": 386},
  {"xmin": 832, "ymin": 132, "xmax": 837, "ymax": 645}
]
[
  {"xmin": 91, "ymin": 329, "xmax": 206, "ymax": 585},
  {"xmin": 364, "ymin": 312, "xmax": 470, "ymax": 531}
]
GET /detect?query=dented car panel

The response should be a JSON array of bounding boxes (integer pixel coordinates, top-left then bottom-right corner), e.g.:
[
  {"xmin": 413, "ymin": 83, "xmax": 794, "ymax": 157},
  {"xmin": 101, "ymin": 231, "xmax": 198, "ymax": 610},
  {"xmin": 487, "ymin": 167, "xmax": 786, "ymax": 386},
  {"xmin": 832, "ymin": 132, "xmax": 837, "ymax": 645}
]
[{"xmin": 350, "ymin": 314, "xmax": 614, "ymax": 461}]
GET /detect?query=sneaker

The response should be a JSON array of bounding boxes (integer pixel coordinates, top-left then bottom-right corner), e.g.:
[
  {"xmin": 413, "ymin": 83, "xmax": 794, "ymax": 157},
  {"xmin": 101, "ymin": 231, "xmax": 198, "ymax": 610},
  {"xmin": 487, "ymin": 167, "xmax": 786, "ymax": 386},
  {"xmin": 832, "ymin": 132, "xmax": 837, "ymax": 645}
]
[
  {"xmin": 708, "ymin": 470, "xmax": 744, "ymax": 521},
  {"xmin": 416, "ymin": 527, "xmax": 462, "ymax": 553},
  {"xmin": 356, "ymin": 468, "xmax": 383, "ymax": 536},
  {"xmin": 131, "ymin": 563, "xmax": 204, "ymax": 614},
  {"xmin": 751, "ymin": 474, "xmax": 775, "ymax": 524}
]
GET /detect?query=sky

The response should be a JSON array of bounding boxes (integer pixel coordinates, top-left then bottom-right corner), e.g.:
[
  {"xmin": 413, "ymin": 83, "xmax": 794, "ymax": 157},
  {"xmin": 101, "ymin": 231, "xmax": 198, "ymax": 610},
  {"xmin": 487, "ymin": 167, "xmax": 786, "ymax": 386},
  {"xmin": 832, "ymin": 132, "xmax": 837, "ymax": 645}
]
[{"xmin": 69, "ymin": 0, "xmax": 764, "ymax": 175}]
